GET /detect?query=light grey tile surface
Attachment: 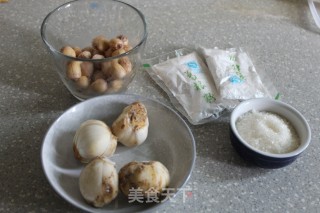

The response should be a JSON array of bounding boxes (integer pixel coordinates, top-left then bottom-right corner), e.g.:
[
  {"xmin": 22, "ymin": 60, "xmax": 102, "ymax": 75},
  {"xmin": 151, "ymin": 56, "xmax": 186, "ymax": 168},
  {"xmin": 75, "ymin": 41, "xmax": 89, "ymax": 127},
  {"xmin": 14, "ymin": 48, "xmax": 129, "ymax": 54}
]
[{"xmin": 0, "ymin": 0, "xmax": 320, "ymax": 212}]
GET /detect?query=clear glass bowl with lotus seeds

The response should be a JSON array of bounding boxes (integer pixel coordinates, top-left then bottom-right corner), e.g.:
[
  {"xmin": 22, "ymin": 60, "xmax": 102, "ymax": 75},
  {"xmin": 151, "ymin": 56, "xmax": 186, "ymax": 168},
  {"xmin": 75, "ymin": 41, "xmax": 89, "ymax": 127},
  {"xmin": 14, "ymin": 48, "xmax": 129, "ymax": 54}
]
[{"xmin": 41, "ymin": 0, "xmax": 147, "ymax": 100}]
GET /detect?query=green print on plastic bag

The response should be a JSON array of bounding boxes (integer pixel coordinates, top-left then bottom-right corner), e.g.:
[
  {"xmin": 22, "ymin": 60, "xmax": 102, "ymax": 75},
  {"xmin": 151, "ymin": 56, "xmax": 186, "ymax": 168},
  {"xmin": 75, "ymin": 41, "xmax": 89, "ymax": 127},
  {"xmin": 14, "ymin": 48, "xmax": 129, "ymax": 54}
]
[
  {"xmin": 229, "ymin": 55, "xmax": 245, "ymax": 82},
  {"xmin": 185, "ymin": 70, "xmax": 197, "ymax": 80},
  {"xmin": 184, "ymin": 69, "xmax": 216, "ymax": 103},
  {"xmin": 194, "ymin": 80, "xmax": 205, "ymax": 91},
  {"xmin": 203, "ymin": 92, "xmax": 216, "ymax": 103}
]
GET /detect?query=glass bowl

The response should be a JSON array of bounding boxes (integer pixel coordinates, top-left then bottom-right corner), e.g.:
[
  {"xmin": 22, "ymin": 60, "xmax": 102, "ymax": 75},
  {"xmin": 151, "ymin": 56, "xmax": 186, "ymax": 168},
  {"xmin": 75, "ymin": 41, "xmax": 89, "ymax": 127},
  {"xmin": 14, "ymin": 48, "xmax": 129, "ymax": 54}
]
[{"xmin": 41, "ymin": 0, "xmax": 147, "ymax": 100}]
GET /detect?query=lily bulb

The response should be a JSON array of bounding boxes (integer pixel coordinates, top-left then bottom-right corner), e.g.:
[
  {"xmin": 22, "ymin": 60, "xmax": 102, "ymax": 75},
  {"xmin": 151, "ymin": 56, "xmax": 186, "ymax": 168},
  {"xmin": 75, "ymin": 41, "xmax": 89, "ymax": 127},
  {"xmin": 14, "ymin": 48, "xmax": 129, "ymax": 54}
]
[
  {"xmin": 79, "ymin": 158, "xmax": 118, "ymax": 207},
  {"xmin": 119, "ymin": 161, "xmax": 170, "ymax": 197},
  {"xmin": 73, "ymin": 120, "xmax": 117, "ymax": 163},
  {"xmin": 112, "ymin": 102, "xmax": 149, "ymax": 147}
]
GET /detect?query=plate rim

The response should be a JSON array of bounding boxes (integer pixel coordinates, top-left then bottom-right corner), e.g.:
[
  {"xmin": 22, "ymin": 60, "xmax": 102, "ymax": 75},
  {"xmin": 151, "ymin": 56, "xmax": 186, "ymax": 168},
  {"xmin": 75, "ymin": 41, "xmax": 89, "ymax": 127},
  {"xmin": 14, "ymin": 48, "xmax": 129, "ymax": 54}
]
[{"xmin": 41, "ymin": 94, "xmax": 196, "ymax": 212}]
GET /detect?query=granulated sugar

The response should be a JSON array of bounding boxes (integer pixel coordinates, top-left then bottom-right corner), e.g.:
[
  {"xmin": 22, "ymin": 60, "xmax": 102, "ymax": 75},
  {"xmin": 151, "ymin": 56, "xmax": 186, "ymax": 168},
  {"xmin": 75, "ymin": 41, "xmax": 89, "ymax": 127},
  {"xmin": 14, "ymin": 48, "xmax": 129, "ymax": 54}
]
[{"xmin": 236, "ymin": 110, "xmax": 300, "ymax": 154}]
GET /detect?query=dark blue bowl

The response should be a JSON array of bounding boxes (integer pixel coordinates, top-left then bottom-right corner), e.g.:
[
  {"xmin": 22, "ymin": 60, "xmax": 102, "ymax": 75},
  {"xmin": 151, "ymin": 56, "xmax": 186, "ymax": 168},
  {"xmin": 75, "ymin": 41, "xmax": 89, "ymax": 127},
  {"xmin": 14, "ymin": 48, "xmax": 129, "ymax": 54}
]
[
  {"xmin": 230, "ymin": 126, "xmax": 300, "ymax": 168},
  {"xmin": 229, "ymin": 98, "xmax": 311, "ymax": 169}
]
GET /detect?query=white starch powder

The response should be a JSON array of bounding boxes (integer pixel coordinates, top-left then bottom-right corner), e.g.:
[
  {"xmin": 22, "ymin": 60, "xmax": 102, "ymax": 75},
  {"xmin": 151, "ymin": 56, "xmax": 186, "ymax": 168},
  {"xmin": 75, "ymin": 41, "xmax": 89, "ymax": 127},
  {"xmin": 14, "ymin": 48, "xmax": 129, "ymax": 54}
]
[
  {"xmin": 201, "ymin": 47, "xmax": 271, "ymax": 100},
  {"xmin": 236, "ymin": 110, "xmax": 300, "ymax": 154}
]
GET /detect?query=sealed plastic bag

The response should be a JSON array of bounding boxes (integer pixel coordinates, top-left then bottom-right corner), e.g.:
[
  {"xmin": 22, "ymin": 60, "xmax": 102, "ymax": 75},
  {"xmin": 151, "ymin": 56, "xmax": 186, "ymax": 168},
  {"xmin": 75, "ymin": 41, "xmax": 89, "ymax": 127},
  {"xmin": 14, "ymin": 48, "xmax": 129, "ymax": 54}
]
[
  {"xmin": 200, "ymin": 47, "xmax": 278, "ymax": 100},
  {"xmin": 144, "ymin": 48, "xmax": 278, "ymax": 125},
  {"xmin": 144, "ymin": 49, "xmax": 234, "ymax": 125}
]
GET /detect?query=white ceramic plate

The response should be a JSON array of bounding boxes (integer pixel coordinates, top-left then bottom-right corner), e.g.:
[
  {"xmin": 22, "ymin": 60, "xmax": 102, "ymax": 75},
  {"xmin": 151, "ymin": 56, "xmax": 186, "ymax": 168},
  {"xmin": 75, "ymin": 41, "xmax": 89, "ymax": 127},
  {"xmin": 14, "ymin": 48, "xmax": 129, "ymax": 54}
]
[{"xmin": 41, "ymin": 94, "xmax": 196, "ymax": 212}]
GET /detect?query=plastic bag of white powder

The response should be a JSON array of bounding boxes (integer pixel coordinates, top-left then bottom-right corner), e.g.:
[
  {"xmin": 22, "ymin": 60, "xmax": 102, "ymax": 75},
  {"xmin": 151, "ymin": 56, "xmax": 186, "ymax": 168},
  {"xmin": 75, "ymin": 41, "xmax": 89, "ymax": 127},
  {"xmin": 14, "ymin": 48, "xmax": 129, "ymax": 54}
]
[
  {"xmin": 144, "ymin": 48, "xmax": 278, "ymax": 125},
  {"xmin": 144, "ymin": 49, "xmax": 232, "ymax": 124},
  {"xmin": 200, "ymin": 47, "xmax": 272, "ymax": 100}
]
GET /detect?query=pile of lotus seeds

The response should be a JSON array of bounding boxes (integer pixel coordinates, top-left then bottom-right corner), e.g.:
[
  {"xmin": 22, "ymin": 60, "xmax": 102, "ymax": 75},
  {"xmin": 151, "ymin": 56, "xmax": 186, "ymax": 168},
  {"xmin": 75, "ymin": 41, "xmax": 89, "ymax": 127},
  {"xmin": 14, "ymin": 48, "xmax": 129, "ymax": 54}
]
[{"xmin": 60, "ymin": 35, "xmax": 133, "ymax": 94}]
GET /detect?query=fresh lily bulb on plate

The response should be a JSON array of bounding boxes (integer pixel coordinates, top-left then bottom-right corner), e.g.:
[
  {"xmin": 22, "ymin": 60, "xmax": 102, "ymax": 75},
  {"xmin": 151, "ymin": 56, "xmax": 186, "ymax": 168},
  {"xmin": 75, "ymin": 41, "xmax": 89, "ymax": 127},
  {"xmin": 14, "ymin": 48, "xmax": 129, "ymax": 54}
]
[
  {"xmin": 119, "ymin": 161, "xmax": 170, "ymax": 197},
  {"xmin": 73, "ymin": 119, "xmax": 117, "ymax": 163},
  {"xmin": 79, "ymin": 157, "xmax": 118, "ymax": 207},
  {"xmin": 112, "ymin": 102, "xmax": 149, "ymax": 147}
]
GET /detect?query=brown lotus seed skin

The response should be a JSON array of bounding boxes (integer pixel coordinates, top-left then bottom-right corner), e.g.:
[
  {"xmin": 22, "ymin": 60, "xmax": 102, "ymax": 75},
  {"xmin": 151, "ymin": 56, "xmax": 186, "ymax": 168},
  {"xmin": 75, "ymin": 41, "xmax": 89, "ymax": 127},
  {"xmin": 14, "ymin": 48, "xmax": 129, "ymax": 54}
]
[
  {"xmin": 123, "ymin": 45, "xmax": 133, "ymax": 52},
  {"xmin": 92, "ymin": 35, "xmax": 109, "ymax": 52},
  {"xmin": 92, "ymin": 54, "xmax": 104, "ymax": 60},
  {"xmin": 66, "ymin": 61, "xmax": 82, "ymax": 80},
  {"xmin": 78, "ymin": 50, "xmax": 92, "ymax": 59},
  {"xmin": 111, "ymin": 49, "xmax": 126, "ymax": 57},
  {"xmin": 76, "ymin": 76, "xmax": 90, "ymax": 89},
  {"xmin": 109, "ymin": 38, "xmax": 124, "ymax": 51},
  {"xmin": 80, "ymin": 62, "xmax": 94, "ymax": 78},
  {"xmin": 117, "ymin": 35, "xmax": 129, "ymax": 46},
  {"xmin": 109, "ymin": 79, "xmax": 123, "ymax": 92},
  {"xmin": 93, "ymin": 71, "xmax": 106, "ymax": 81},
  {"xmin": 62, "ymin": 34, "xmax": 132, "ymax": 94},
  {"xmin": 118, "ymin": 57, "xmax": 132, "ymax": 73},
  {"xmin": 104, "ymin": 48, "xmax": 113, "ymax": 58},
  {"xmin": 110, "ymin": 61, "xmax": 127, "ymax": 79},
  {"xmin": 92, "ymin": 54, "xmax": 105, "ymax": 69},
  {"xmin": 61, "ymin": 46, "xmax": 76, "ymax": 57},
  {"xmin": 73, "ymin": 47, "xmax": 82, "ymax": 57},
  {"xmin": 82, "ymin": 47, "xmax": 95, "ymax": 55},
  {"xmin": 91, "ymin": 79, "xmax": 108, "ymax": 93}
]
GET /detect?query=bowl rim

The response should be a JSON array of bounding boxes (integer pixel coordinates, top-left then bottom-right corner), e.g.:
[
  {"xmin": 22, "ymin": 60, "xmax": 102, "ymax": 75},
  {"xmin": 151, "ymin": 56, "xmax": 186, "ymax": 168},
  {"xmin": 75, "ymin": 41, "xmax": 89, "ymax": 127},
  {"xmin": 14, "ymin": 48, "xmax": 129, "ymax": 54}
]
[
  {"xmin": 40, "ymin": 0, "xmax": 148, "ymax": 62},
  {"xmin": 230, "ymin": 98, "xmax": 311, "ymax": 159}
]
